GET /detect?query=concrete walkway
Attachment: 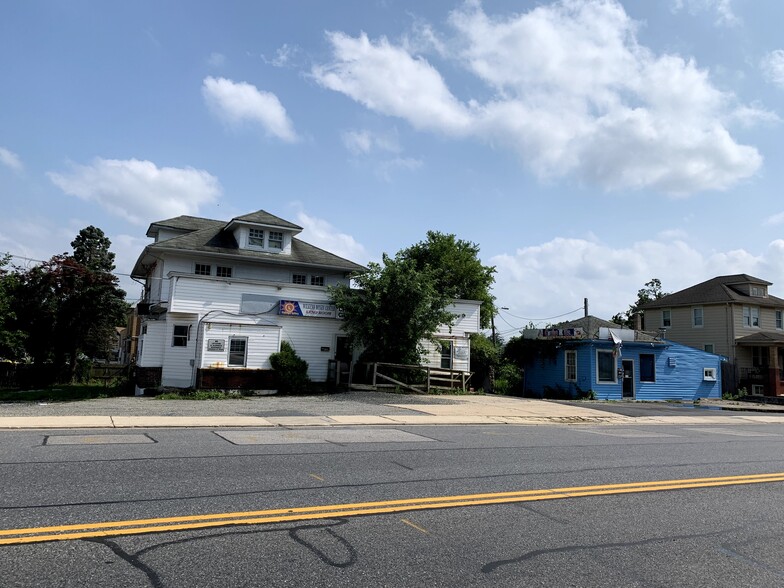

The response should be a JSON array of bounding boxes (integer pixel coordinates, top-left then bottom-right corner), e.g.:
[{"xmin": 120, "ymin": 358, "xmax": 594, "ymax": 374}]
[{"xmin": 1, "ymin": 393, "xmax": 783, "ymax": 429}]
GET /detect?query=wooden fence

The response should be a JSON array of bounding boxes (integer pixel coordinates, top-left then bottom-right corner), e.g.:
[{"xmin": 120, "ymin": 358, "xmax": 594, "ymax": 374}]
[{"xmin": 356, "ymin": 362, "xmax": 473, "ymax": 394}]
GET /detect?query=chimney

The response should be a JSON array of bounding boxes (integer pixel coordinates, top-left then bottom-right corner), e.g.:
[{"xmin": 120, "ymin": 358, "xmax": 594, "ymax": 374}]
[
  {"xmin": 634, "ymin": 312, "xmax": 642, "ymax": 331},
  {"xmin": 584, "ymin": 298, "xmax": 588, "ymax": 318}
]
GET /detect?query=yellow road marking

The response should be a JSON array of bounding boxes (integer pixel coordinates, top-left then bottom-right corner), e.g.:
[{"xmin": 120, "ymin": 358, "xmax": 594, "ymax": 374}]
[
  {"xmin": 401, "ymin": 518, "xmax": 429, "ymax": 534},
  {"xmin": 2, "ymin": 472, "xmax": 783, "ymax": 545},
  {"xmin": 308, "ymin": 473, "xmax": 325, "ymax": 482}
]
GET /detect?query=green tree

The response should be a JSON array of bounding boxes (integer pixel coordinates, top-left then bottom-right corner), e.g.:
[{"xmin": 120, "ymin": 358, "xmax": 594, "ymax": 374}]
[
  {"xmin": 611, "ymin": 278, "xmax": 668, "ymax": 329},
  {"xmin": 401, "ymin": 231, "xmax": 496, "ymax": 328},
  {"xmin": 329, "ymin": 253, "xmax": 454, "ymax": 365},
  {"xmin": 0, "ymin": 254, "xmax": 26, "ymax": 360},
  {"xmin": 11, "ymin": 227, "xmax": 128, "ymax": 380}
]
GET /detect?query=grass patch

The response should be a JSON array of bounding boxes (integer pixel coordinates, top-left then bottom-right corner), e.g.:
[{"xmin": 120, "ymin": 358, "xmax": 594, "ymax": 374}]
[
  {"xmin": 155, "ymin": 390, "xmax": 247, "ymax": 400},
  {"xmin": 0, "ymin": 383, "xmax": 126, "ymax": 403}
]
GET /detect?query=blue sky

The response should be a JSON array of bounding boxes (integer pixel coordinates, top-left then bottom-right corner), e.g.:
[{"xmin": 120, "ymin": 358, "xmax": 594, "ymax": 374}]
[{"xmin": 2, "ymin": 0, "xmax": 783, "ymax": 336}]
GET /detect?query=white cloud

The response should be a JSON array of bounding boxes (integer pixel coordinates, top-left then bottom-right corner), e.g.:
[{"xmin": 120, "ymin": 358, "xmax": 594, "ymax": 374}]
[
  {"xmin": 0, "ymin": 146, "xmax": 23, "ymax": 172},
  {"xmin": 262, "ymin": 43, "xmax": 302, "ymax": 68},
  {"xmin": 294, "ymin": 210, "xmax": 367, "ymax": 263},
  {"xmin": 341, "ymin": 129, "xmax": 401, "ymax": 155},
  {"xmin": 48, "ymin": 158, "xmax": 222, "ymax": 226},
  {"xmin": 376, "ymin": 157, "xmax": 423, "ymax": 181},
  {"xmin": 761, "ymin": 50, "xmax": 784, "ymax": 89},
  {"xmin": 312, "ymin": 0, "xmax": 763, "ymax": 194},
  {"xmin": 764, "ymin": 211, "xmax": 784, "ymax": 226},
  {"xmin": 207, "ymin": 52, "xmax": 226, "ymax": 68},
  {"xmin": 202, "ymin": 76, "xmax": 298, "ymax": 142},
  {"xmin": 312, "ymin": 31, "xmax": 474, "ymax": 135},
  {"xmin": 490, "ymin": 236, "xmax": 784, "ymax": 329},
  {"xmin": 671, "ymin": 0, "xmax": 739, "ymax": 27}
]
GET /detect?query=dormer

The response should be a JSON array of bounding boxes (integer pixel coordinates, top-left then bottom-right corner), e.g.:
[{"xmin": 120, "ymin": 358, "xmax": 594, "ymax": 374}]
[{"xmin": 224, "ymin": 210, "xmax": 303, "ymax": 256}]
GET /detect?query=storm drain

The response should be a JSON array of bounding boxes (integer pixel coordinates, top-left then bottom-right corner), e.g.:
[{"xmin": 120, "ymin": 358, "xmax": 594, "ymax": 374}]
[
  {"xmin": 214, "ymin": 428, "xmax": 435, "ymax": 445},
  {"xmin": 44, "ymin": 434, "xmax": 156, "ymax": 445}
]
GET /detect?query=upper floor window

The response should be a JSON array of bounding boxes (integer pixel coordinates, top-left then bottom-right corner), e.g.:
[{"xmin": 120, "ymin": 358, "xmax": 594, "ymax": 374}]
[
  {"xmin": 692, "ymin": 307, "xmax": 704, "ymax": 328},
  {"xmin": 777, "ymin": 310, "xmax": 783, "ymax": 330},
  {"xmin": 292, "ymin": 274, "xmax": 307, "ymax": 285},
  {"xmin": 268, "ymin": 231, "xmax": 283, "ymax": 250},
  {"xmin": 751, "ymin": 286, "xmax": 766, "ymax": 297},
  {"xmin": 662, "ymin": 309, "xmax": 671, "ymax": 328},
  {"xmin": 216, "ymin": 266, "xmax": 232, "ymax": 278},
  {"xmin": 704, "ymin": 344, "xmax": 714, "ymax": 354},
  {"xmin": 249, "ymin": 228, "xmax": 264, "ymax": 247},
  {"xmin": 743, "ymin": 306, "xmax": 760, "ymax": 327},
  {"xmin": 195, "ymin": 263, "xmax": 211, "ymax": 276},
  {"xmin": 565, "ymin": 350, "xmax": 577, "ymax": 382},
  {"xmin": 310, "ymin": 276, "xmax": 325, "ymax": 287}
]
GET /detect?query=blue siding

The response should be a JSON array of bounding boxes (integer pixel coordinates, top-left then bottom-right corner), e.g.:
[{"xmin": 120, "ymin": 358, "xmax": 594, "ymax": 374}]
[{"xmin": 524, "ymin": 340, "xmax": 721, "ymax": 401}]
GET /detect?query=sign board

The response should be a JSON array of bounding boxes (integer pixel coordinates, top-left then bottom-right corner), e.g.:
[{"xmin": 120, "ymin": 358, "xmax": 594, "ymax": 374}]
[
  {"xmin": 279, "ymin": 300, "xmax": 338, "ymax": 319},
  {"xmin": 207, "ymin": 339, "xmax": 225, "ymax": 352},
  {"xmin": 454, "ymin": 344, "xmax": 469, "ymax": 360}
]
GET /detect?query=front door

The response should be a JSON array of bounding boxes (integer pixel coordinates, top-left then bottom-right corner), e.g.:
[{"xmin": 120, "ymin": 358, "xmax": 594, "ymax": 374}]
[{"xmin": 622, "ymin": 359, "xmax": 634, "ymax": 399}]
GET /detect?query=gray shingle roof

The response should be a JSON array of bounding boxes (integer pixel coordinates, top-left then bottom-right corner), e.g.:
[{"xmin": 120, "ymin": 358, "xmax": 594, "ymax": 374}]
[
  {"xmin": 133, "ymin": 211, "xmax": 366, "ymax": 276},
  {"xmin": 556, "ymin": 315, "xmax": 620, "ymax": 338},
  {"xmin": 642, "ymin": 274, "xmax": 784, "ymax": 309},
  {"xmin": 735, "ymin": 332, "xmax": 784, "ymax": 346}
]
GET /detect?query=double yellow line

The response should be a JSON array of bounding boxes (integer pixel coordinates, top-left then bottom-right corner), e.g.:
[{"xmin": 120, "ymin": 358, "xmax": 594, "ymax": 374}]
[{"xmin": 2, "ymin": 472, "xmax": 783, "ymax": 545}]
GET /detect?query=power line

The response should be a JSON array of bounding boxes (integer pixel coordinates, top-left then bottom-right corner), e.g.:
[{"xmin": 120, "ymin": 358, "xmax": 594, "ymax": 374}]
[{"xmin": 499, "ymin": 306, "xmax": 584, "ymax": 322}]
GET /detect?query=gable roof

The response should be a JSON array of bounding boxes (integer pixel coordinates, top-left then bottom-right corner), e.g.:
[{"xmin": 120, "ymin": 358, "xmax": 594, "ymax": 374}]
[
  {"xmin": 641, "ymin": 274, "xmax": 784, "ymax": 309},
  {"xmin": 133, "ymin": 210, "xmax": 365, "ymax": 277}
]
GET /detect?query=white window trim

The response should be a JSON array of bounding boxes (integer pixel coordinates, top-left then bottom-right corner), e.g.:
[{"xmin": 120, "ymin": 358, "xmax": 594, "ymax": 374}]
[
  {"xmin": 776, "ymin": 310, "xmax": 783, "ymax": 330},
  {"xmin": 228, "ymin": 337, "xmax": 248, "ymax": 367},
  {"xmin": 194, "ymin": 263, "xmax": 211, "ymax": 276},
  {"xmin": 596, "ymin": 349, "xmax": 616, "ymax": 384},
  {"xmin": 703, "ymin": 368, "xmax": 717, "ymax": 381},
  {"xmin": 172, "ymin": 325, "xmax": 189, "ymax": 347},
  {"xmin": 662, "ymin": 309, "xmax": 671, "ymax": 328},
  {"xmin": 292, "ymin": 273, "xmax": 308, "ymax": 285},
  {"xmin": 565, "ymin": 350, "xmax": 577, "ymax": 382},
  {"xmin": 692, "ymin": 306, "xmax": 704, "ymax": 328},
  {"xmin": 268, "ymin": 231, "xmax": 283, "ymax": 250},
  {"xmin": 216, "ymin": 265, "xmax": 232, "ymax": 278},
  {"xmin": 248, "ymin": 228, "xmax": 265, "ymax": 248},
  {"xmin": 743, "ymin": 305, "xmax": 760, "ymax": 328}
]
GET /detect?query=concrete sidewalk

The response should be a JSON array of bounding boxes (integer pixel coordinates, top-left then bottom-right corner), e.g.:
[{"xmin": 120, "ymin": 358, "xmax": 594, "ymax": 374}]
[{"xmin": 1, "ymin": 393, "xmax": 783, "ymax": 429}]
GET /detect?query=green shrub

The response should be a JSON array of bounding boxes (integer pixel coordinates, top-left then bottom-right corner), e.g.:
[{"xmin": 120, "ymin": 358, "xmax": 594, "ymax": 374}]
[
  {"xmin": 493, "ymin": 362, "xmax": 523, "ymax": 396},
  {"xmin": 269, "ymin": 341, "xmax": 310, "ymax": 394}
]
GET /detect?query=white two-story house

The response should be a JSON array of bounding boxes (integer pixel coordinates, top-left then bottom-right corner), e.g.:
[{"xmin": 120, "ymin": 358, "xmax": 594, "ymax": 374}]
[
  {"xmin": 131, "ymin": 210, "xmax": 366, "ymax": 390},
  {"xmin": 130, "ymin": 209, "xmax": 482, "ymax": 391}
]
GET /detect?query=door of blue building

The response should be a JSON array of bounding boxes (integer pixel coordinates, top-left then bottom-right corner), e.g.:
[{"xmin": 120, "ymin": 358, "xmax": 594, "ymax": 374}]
[{"xmin": 622, "ymin": 359, "xmax": 634, "ymax": 399}]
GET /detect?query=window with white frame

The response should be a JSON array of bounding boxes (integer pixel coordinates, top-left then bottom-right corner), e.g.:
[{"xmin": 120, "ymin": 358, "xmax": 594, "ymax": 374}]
[
  {"xmin": 692, "ymin": 307, "xmax": 704, "ymax": 327},
  {"xmin": 703, "ymin": 368, "xmax": 717, "ymax": 381},
  {"xmin": 662, "ymin": 309, "xmax": 671, "ymax": 328},
  {"xmin": 310, "ymin": 275, "xmax": 325, "ymax": 286},
  {"xmin": 172, "ymin": 325, "xmax": 189, "ymax": 347},
  {"xmin": 292, "ymin": 274, "xmax": 307, "ymax": 285},
  {"xmin": 751, "ymin": 286, "xmax": 765, "ymax": 297},
  {"xmin": 752, "ymin": 384, "xmax": 765, "ymax": 395},
  {"xmin": 640, "ymin": 354, "xmax": 655, "ymax": 383},
  {"xmin": 194, "ymin": 263, "xmax": 211, "ymax": 276},
  {"xmin": 268, "ymin": 231, "xmax": 283, "ymax": 250},
  {"xmin": 777, "ymin": 310, "xmax": 783, "ymax": 329},
  {"xmin": 228, "ymin": 337, "xmax": 247, "ymax": 367},
  {"xmin": 216, "ymin": 266, "xmax": 232, "ymax": 278},
  {"xmin": 597, "ymin": 350, "xmax": 615, "ymax": 383},
  {"xmin": 248, "ymin": 228, "xmax": 264, "ymax": 247},
  {"xmin": 743, "ymin": 306, "xmax": 760, "ymax": 327},
  {"xmin": 565, "ymin": 350, "xmax": 577, "ymax": 382}
]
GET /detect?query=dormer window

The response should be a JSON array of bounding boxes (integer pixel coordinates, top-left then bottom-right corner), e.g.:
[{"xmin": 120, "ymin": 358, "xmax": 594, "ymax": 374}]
[
  {"xmin": 249, "ymin": 228, "xmax": 264, "ymax": 247},
  {"xmin": 751, "ymin": 286, "xmax": 766, "ymax": 297},
  {"xmin": 268, "ymin": 231, "xmax": 283, "ymax": 250}
]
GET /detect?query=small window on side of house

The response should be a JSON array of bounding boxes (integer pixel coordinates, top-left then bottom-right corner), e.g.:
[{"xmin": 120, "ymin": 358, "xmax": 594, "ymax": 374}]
[
  {"xmin": 692, "ymin": 307, "xmax": 704, "ymax": 328},
  {"xmin": 172, "ymin": 325, "xmax": 189, "ymax": 347},
  {"xmin": 776, "ymin": 310, "xmax": 783, "ymax": 330},
  {"xmin": 703, "ymin": 368, "xmax": 717, "ymax": 381},
  {"xmin": 248, "ymin": 228, "xmax": 264, "ymax": 247},
  {"xmin": 704, "ymin": 344, "xmax": 714, "ymax": 354},
  {"xmin": 195, "ymin": 263, "xmax": 211, "ymax": 276},
  {"xmin": 440, "ymin": 340, "xmax": 452, "ymax": 369},
  {"xmin": 292, "ymin": 274, "xmax": 307, "ymax": 285},
  {"xmin": 565, "ymin": 350, "xmax": 577, "ymax": 382},
  {"xmin": 228, "ymin": 337, "xmax": 247, "ymax": 367},
  {"xmin": 268, "ymin": 231, "xmax": 283, "ymax": 250},
  {"xmin": 640, "ymin": 354, "xmax": 655, "ymax": 382},
  {"xmin": 662, "ymin": 309, "xmax": 671, "ymax": 328},
  {"xmin": 310, "ymin": 276, "xmax": 325, "ymax": 287},
  {"xmin": 216, "ymin": 266, "xmax": 232, "ymax": 278}
]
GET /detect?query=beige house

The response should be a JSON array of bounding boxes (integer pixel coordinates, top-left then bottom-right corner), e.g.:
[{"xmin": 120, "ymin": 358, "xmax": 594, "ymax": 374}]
[{"xmin": 641, "ymin": 274, "xmax": 784, "ymax": 396}]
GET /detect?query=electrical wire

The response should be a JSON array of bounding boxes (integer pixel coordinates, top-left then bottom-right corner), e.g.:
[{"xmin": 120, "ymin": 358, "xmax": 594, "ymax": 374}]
[{"xmin": 499, "ymin": 305, "xmax": 584, "ymax": 322}]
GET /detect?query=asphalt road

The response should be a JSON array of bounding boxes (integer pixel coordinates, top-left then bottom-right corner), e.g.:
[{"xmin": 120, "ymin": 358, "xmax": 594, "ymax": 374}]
[{"xmin": 2, "ymin": 422, "xmax": 784, "ymax": 586}]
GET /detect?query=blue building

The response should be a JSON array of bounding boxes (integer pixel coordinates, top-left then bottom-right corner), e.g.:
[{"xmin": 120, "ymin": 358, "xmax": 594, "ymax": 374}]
[{"xmin": 521, "ymin": 316, "xmax": 722, "ymax": 401}]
